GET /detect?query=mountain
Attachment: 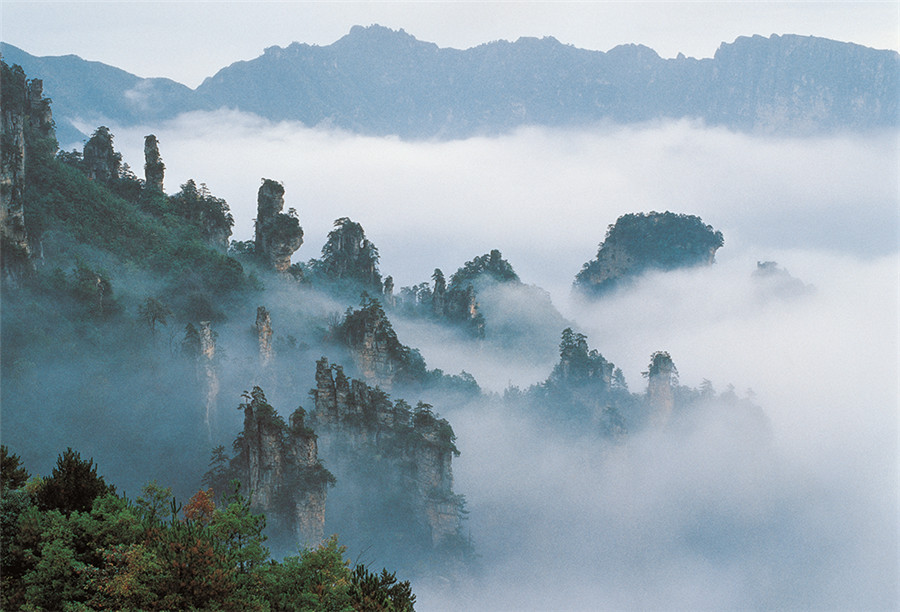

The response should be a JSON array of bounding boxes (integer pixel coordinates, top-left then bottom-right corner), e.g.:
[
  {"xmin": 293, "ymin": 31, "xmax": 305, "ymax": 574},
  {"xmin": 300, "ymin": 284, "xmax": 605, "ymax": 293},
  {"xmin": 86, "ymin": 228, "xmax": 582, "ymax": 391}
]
[
  {"xmin": 3, "ymin": 25, "xmax": 898, "ymax": 142},
  {"xmin": 0, "ymin": 43, "xmax": 198, "ymax": 146}
]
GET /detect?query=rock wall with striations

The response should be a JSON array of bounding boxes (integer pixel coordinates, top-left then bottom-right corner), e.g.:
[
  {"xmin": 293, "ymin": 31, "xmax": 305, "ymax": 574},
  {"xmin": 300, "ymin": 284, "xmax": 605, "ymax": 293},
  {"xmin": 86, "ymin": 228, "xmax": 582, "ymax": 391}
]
[
  {"xmin": 0, "ymin": 62, "xmax": 54, "ymax": 282},
  {"xmin": 310, "ymin": 357, "xmax": 463, "ymax": 549},
  {"xmin": 230, "ymin": 387, "xmax": 332, "ymax": 546}
]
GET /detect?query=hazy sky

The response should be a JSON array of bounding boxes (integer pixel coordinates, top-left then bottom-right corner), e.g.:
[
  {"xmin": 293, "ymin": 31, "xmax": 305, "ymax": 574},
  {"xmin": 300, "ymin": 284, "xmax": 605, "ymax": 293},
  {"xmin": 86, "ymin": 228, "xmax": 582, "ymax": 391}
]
[{"xmin": 2, "ymin": 1, "xmax": 898, "ymax": 87}]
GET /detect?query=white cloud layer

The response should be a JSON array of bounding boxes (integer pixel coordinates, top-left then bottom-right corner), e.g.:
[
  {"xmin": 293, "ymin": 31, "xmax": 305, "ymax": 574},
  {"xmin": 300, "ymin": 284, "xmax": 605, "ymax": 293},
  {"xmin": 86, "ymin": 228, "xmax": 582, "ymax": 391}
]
[{"xmin": 101, "ymin": 114, "xmax": 897, "ymax": 609}]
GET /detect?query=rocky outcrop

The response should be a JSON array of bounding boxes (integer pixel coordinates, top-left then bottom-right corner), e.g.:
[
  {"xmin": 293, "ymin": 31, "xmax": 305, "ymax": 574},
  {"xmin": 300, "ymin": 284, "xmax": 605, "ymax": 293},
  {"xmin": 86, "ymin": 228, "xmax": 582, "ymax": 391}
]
[
  {"xmin": 1, "ymin": 62, "xmax": 54, "ymax": 282},
  {"xmin": 256, "ymin": 306, "xmax": 273, "ymax": 366},
  {"xmin": 382, "ymin": 275, "xmax": 395, "ymax": 307},
  {"xmin": 646, "ymin": 351, "xmax": 676, "ymax": 426},
  {"xmin": 231, "ymin": 387, "xmax": 332, "ymax": 545},
  {"xmin": 310, "ymin": 217, "xmax": 381, "ymax": 291},
  {"xmin": 254, "ymin": 178, "xmax": 304, "ymax": 272},
  {"xmin": 168, "ymin": 179, "xmax": 233, "ymax": 252},
  {"xmin": 143, "ymin": 134, "xmax": 165, "ymax": 193},
  {"xmin": 82, "ymin": 126, "xmax": 121, "ymax": 183},
  {"xmin": 331, "ymin": 296, "xmax": 428, "ymax": 390},
  {"xmin": 198, "ymin": 321, "xmax": 219, "ymax": 438},
  {"xmin": 575, "ymin": 212, "xmax": 724, "ymax": 296},
  {"xmin": 311, "ymin": 357, "xmax": 464, "ymax": 549}
]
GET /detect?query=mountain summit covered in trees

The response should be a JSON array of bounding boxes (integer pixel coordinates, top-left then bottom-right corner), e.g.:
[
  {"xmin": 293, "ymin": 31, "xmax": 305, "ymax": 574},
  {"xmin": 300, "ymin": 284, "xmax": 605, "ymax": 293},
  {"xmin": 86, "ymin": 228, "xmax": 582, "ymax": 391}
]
[{"xmin": 1, "ymin": 25, "xmax": 897, "ymax": 144}]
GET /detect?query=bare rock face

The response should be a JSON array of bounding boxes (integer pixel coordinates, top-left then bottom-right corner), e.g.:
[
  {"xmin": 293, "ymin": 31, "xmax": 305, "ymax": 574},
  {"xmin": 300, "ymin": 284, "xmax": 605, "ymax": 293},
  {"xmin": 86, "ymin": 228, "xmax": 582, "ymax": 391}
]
[
  {"xmin": 1, "ymin": 64, "xmax": 54, "ymax": 282},
  {"xmin": 143, "ymin": 134, "xmax": 165, "ymax": 193},
  {"xmin": 254, "ymin": 178, "xmax": 304, "ymax": 272},
  {"xmin": 647, "ymin": 351, "xmax": 676, "ymax": 426},
  {"xmin": 382, "ymin": 276, "xmax": 395, "ymax": 307},
  {"xmin": 0, "ymin": 88, "xmax": 29, "ymax": 280},
  {"xmin": 233, "ymin": 387, "xmax": 331, "ymax": 545},
  {"xmin": 256, "ymin": 306, "xmax": 273, "ymax": 366},
  {"xmin": 311, "ymin": 357, "xmax": 464, "ymax": 550},
  {"xmin": 198, "ymin": 321, "xmax": 220, "ymax": 438}
]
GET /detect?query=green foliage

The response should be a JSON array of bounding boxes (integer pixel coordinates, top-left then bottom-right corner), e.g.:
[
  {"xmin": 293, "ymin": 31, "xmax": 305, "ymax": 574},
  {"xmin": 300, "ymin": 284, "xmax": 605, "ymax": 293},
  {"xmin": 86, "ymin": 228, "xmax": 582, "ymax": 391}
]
[
  {"xmin": 644, "ymin": 350, "xmax": 678, "ymax": 381},
  {"xmin": 23, "ymin": 122, "xmax": 250, "ymax": 321},
  {"xmin": 138, "ymin": 296, "xmax": 172, "ymax": 335},
  {"xmin": 35, "ymin": 448, "xmax": 115, "ymax": 516},
  {"xmin": 350, "ymin": 563, "xmax": 416, "ymax": 611},
  {"xmin": 308, "ymin": 217, "xmax": 382, "ymax": 292},
  {"xmin": 575, "ymin": 211, "xmax": 724, "ymax": 294},
  {"xmin": 0, "ymin": 449, "xmax": 415, "ymax": 611},
  {"xmin": 448, "ymin": 248, "xmax": 519, "ymax": 290},
  {"xmin": 170, "ymin": 179, "xmax": 235, "ymax": 246},
  {"xmin": 1, "ymin": 445, "xmax": 30, "ymax": 492}
]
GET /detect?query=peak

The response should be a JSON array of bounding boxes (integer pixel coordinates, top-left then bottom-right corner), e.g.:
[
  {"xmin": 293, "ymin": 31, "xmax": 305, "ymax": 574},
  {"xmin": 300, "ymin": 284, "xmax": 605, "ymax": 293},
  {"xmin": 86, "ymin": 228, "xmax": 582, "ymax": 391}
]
[{"xmin": 344, "ymin": 24, "xmax": 415, "ymax": 42}]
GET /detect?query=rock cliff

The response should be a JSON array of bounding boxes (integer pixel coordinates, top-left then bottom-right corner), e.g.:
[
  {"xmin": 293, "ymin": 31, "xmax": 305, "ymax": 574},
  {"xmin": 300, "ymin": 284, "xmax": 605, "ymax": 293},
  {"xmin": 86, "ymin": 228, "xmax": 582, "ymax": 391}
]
[
  {"xmin": 310, "ymin": 357, "xmax": 464, "ymax": 549},
  {"xmin": 227, "ymin": 387, "xmax": 332, "ymax": 545},
  {"xmin": 575, "ymin": 212, "xmax": 724, "ymax": 296},
  {"xmin": 256, "ymin": 306, "xmax": 274, "ymax": 366},
  {"xmin": 82, "ymin": 126, "xmax": 121, "ymax": 183},
  {"xmin": 331, "ymin": 296, "xmax": 428, "ymax": 389},
  {"xmin": 254, "ymin": 178, "xmax": 304, "ymax": 272},
  {"xmin": 0, "ymin": 62, "xmax": 54, "ymax": 282},
  {"xmin": 143, "ymin": 134, "xmax": 165, "ymax": 193},
  {"xmin": 646, "ymin": 351, "xmax": 676, "ymax": 426}
]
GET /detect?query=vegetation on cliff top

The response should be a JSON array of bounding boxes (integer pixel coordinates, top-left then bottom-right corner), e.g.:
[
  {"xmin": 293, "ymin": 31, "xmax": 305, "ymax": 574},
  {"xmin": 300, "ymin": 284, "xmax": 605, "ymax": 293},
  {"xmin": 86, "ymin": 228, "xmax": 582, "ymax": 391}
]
[{"xmin": 575, "ymin": 211, "xmax": 724, "ymax": 295}]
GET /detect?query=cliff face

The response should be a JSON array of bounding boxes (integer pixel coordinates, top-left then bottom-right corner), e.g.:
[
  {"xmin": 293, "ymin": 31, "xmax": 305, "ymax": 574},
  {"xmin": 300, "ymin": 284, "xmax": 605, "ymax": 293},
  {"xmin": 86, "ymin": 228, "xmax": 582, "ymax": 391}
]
[
  {"xmin": 198, "ymin": 321, "xmax": 219, "ymax": 438},
  {"xmin": 82, "ymin": 126, "xmax": 121, "ymax": 183},
  {"xmin": 332, "ymin": 297, "xmax": 411, "ymax": 389},
  {"xmin": 143, "ymin": 134, "xmax": 165, "ymax": 193},
  {"xmin": 256, "ymin": 306, "xmax": 273, "ymax": 366},
  {"xmin": 647, "ymin": 351, "xmax": 676, "ymax": 426},
  {"xmin": 1, "ymin": 63, "xmax": 54, "ymax": 282},
  {"xmin": 232, "ymin": 387, "xmax": 331, "ymax": 545},
  {"xmin": 311, "ymin": 357, "xmax": 464, "ymax": 549},
  {"xmin": 254, "ymin": 178, "xmax": 304, "ymax": 272}
]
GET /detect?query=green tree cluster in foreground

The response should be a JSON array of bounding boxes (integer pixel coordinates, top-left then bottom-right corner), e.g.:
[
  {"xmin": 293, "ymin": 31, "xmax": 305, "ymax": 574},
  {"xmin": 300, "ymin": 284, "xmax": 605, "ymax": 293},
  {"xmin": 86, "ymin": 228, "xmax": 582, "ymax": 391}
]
[{"xmin": 0, "ymin": 446, "xmax": 415, "ymax": 611}]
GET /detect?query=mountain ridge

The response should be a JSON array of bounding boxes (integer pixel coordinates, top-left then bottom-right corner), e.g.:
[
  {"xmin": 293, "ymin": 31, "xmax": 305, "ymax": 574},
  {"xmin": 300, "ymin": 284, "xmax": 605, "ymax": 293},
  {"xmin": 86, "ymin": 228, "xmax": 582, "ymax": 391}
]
[{"xmin": 2, "ymin": 24, "xmax": 897, "ymax": 142}]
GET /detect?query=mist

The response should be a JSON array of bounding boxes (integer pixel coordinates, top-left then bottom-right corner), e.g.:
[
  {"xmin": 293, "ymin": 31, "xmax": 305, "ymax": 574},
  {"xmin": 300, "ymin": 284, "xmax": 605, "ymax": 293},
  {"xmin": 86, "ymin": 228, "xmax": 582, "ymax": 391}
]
[{"xmin": 47, "ymin": 115, "xmax": 900, "ymax": 608}]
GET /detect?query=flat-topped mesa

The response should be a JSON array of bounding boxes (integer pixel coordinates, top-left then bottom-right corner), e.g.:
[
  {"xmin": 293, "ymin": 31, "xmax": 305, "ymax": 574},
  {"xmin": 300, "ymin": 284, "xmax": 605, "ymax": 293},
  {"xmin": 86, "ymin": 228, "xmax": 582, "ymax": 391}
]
[
  {"xmin": 646, "ymin": 351, "xmax": 677, "ymax": 426},
  {"xmin": 256, "ymin": 306, "xmax": 273, "ymax": 366},
  {"xmin": 231, "ymin": 387, "xmax": 332, "ymax": 545},
  {"xmin": 575, "ymin": 212, "xmax": 724, "ymax": 296},
  {"xmin": 143, "ymin": 134, "xmax": 165, "ymax": 193},
  {"xmin": 254, "ymin": 178, "xmax": 304, "ymax": 272}
]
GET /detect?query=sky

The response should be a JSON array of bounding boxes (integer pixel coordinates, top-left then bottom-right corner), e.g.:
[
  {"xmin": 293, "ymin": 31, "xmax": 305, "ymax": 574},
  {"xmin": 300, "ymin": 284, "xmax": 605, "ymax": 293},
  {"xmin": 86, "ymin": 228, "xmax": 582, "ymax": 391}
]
[{"xmin": 1, "ymin": 1, "xmax": 898, "ymax": 88}]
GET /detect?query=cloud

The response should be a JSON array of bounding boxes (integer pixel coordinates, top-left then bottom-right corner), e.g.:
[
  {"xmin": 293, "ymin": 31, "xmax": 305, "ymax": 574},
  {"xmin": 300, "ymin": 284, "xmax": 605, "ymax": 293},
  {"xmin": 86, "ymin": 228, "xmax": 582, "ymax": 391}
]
[
  {"xmin": 94, "ymin": 115, "xmax": 899, "ymax": 608},
  {"xmin": 110, "ymin": 115, "xmax": 897, "ymax": 293}
]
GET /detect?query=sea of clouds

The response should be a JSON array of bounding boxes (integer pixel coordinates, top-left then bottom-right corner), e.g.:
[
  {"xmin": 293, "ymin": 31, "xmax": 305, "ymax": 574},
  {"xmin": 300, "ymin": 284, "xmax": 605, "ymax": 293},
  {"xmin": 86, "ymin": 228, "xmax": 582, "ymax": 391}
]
[{"xmin": 86, "ymin": 114, "xmax": 897, "ymax": 609}]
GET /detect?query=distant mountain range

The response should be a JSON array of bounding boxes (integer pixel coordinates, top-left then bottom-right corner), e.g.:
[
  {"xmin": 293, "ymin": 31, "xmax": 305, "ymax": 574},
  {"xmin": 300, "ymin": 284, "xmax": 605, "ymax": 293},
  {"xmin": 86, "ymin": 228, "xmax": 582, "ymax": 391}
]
[{"xmin": 2, "ymin": 25, "xmax": 898, "ymax": 144}]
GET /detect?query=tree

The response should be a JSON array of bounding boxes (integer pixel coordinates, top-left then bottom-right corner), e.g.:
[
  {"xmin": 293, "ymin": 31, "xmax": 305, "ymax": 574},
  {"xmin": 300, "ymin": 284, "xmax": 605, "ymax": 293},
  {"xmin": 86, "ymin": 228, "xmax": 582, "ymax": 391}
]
[
  {"xmin": 36, "ymin": 448, "xmax": 114, "ymax": 515},
  {"xmin": 138, "ymin": 296, "xmax": 172, "ymax": 336},
  {"xmin": 1, "ymin": 445, "xmax": 29, "ymax": 492}
]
